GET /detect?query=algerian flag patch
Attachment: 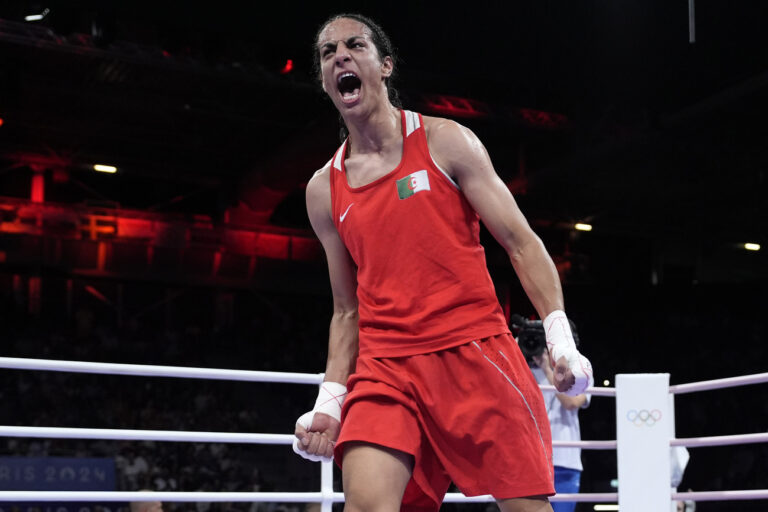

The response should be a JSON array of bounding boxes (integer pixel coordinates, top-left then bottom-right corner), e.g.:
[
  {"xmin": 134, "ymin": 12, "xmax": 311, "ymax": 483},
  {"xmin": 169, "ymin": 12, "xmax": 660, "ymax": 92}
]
[{"xmin": 396, "ymin": 170, "xmax": 431, "ymax": 200}]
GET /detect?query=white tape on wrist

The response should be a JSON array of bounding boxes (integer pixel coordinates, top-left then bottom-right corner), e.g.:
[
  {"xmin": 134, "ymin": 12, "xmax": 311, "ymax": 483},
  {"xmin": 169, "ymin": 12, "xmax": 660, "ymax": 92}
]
[
  {"xmin": 292, "ymin": 382, "xmax": 347, "ymax": 463},
  {"xmin": 543, "ymin": 310, "xmax": 594, "ymax": 396},
  {"xmin": 313, "ymin": 381, "xmax": 347, "ymax": 422}
]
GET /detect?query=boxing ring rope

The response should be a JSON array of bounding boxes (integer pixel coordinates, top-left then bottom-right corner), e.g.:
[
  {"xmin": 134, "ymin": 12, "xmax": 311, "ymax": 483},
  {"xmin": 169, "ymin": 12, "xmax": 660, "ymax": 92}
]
[
  {"xmin": 672, "ymin": 432, "xmax": 768, "ymax": 448},
  {"xmin": 0, "ymin": 426, "xmax": 295, "ymax": 445},
  {"xmin": 669, "ymin": 372, "xmax": 768, "ymax": 394},
  {"xmin": 0, "ymin": 356, "xmax": 766, "ymax": 509},
  {"xmin": 540, "ymin": 383, "xmax": 616, "ymax": 397},
  {"xmin": 0, "ymin": 356, "xmax": 324, "ymax": 384},
  {"xmin": 0, "ymin": 491, "xmax": 622, "ymax": 504},
  {"xmin": 0, "ymin": 426, "xmax": 622, "ymax": 450},
  {"xmin": 0, "ymin": 491, "xmax": 342, "ymax": 503}
]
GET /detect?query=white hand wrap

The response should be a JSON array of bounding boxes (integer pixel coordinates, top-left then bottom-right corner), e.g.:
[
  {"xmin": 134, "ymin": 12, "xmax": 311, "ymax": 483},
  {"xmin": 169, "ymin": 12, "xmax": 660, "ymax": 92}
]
[
  {"xmin": 543, "ymin": 310, "xmax": 594, "ymax": 396},
  {"xmin": 292, "ymin": 382, "xmax": 347, "ymax": 463}
]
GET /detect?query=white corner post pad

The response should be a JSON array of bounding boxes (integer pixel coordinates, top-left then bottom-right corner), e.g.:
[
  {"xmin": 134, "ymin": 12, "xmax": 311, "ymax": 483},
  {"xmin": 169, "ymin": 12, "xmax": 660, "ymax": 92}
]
[
  {"xmin": 543, "ymin": 310, "xmax": 594, "ymax": 396},
  {"xmin": 292, "ymin": 382, "xmax": 348, "ymax": 463}
]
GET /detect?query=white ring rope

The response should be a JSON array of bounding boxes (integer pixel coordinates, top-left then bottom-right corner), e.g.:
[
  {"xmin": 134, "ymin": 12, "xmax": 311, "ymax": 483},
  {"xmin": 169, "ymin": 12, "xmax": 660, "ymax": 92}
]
[
  {"xmin": 553, "ymin": 440, "xmax": 616, "ymax": 449},
  {"xmin": 0, "ymin": 357, "xmax": 619, "ymax": 394},
  {"xmin": 0, "ymin": 491, "xmax": 344, "ymax": 503},
  {"xmin": 671, "ymin": 432, "xmax": 768, "ymax": 448},
  {"xmin": 0, "ymin": 491, "xmax": 621, "ymax": 503},
  {"xmin": 443, "ymin": 493, "xmax": 620, "ymax": 503},
  {"xmin": 4, "ymin": 426, "xmax": 761, "ymax": 451},
  {"xmin": 1, "ymin": 355, "xmax": 767, "ymax": 505},
  {"xmin": 0, "ymin": 426, "xmax": 615, "ymax": 450},
  {"xmin": 673, "ymin": 490, "xmax": 768, "ymax": 502},
  {"xmin": 2, "ymin": 490, "xmax": 766, "ymax": 504},
  {"xmin": 539, "ymin": 383, "xmax": 615, "ymax": 397},
  {"xmin": 0, "ymin": 426, "xmax": 294, "ymax": 444},
  {"xmin": 0, "ymin": 356, "xmax": 323, "ymax": 385},
  {"xmin": 669, "ymin": 372, "xmax": 768, "ymax": 394}
]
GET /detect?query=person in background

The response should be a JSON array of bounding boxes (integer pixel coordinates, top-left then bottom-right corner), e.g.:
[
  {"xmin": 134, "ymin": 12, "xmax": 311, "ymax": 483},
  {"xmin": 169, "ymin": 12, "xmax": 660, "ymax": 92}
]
[{"xmin": 532, "ymin": 349, "xmax": 590, "ymax": 512}]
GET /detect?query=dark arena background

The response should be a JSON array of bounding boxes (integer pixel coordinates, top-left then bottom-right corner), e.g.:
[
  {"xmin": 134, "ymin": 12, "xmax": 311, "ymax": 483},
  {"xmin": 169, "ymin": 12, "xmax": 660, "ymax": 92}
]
[{"xmin": 0, "ymin": 1, "xmax": 766, "ymax": 511}]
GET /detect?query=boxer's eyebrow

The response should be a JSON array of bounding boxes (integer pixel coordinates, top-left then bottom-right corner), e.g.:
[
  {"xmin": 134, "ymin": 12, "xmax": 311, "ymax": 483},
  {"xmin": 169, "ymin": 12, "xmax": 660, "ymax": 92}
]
[{"xmin": 318, "ymin": 36, "xmax": 368, "ymax": 55}]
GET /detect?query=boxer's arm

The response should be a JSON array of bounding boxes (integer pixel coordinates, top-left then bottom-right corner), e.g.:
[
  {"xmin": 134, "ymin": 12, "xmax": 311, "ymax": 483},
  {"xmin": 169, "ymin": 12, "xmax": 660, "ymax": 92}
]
[
  {"xmin": 293, "ymin": 166, "xmax": 358, "ymax": 461},
  {"xmin": 426, "ymin": 118, "xmax": 592, "ymax": 394},
  {"xmin": 425, "ymin": 118, "xmax": 563, "ymax": 324},
  {"xmin": 306, "ymin": 166, "xmax": 359, "ymax": 385}
]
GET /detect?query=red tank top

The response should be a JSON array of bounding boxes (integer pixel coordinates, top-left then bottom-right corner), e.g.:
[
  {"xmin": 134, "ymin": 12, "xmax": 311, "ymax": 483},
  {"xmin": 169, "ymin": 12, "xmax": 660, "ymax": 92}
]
[{"xmin": 329, "ymin": 110, "xmax": 509, "ymax": 357}]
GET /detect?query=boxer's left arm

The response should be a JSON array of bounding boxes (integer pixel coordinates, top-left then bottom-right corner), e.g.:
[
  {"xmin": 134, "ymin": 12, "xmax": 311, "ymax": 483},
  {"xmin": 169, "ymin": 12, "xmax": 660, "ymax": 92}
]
[{"xmin": 426, "ymin": 117, "xmax": 592, "ymax": 394}]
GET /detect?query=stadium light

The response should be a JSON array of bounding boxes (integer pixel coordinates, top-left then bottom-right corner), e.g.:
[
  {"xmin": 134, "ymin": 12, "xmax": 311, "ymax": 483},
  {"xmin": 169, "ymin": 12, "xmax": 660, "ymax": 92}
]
[
  {"xmin": 93, "ymin": 164, "xmax": 117, "ymax": 174},
  {"xmin": 25, "ymin": 8, "xmax": 50, "ymax": 21}
]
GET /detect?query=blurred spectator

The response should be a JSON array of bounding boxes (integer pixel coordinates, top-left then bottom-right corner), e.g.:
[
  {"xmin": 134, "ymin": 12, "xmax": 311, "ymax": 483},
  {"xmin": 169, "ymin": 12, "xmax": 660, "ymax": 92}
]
[
  {"xmin": 124, "ymin": 448, "xmax": 150, "ymax": 488},
  {"xmin": 532, "ymin": 348, "xmax": 589, "ymax": 512}
]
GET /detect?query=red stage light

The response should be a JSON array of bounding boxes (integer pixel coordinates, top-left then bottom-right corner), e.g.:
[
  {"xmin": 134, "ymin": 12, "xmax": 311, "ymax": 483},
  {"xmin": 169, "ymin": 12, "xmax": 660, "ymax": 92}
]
[
  {"xmin": 280, "ymin": 59, "xmax": 294, "ymax": 74},
  {"xmin": 84, "ymin": 285, "xmax": 112, "ymax": 305},
  {"xmin": 517, "ymin": 108, "xmax": 568, "ymax": 129},
  {"xmin": 422, "ymin": 95, "xmax": 489, "ymax": 118}
]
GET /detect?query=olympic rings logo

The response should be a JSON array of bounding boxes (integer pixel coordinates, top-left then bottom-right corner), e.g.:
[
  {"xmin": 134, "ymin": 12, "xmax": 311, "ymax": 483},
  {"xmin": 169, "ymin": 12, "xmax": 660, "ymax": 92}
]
[{"xmin": 626, "ymin": 409, "xmax": 662, "ymax": 427}]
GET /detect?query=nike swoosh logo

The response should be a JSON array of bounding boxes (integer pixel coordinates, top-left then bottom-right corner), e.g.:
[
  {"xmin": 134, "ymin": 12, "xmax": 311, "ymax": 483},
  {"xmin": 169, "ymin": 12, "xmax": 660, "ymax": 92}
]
[{"xmin": 340, "ymin": 203, "xmax": 354, "ymax": 223}]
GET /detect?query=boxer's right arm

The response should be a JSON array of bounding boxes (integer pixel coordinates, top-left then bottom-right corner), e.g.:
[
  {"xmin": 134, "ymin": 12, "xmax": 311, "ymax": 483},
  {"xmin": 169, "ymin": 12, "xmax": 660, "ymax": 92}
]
[
  {"xmin": 293, "ymin": 166, "xmax": 359, "ymax": 462},
  {"xmin": 306, "ymin": 166, "xmax": 359, "ymax": 385}
]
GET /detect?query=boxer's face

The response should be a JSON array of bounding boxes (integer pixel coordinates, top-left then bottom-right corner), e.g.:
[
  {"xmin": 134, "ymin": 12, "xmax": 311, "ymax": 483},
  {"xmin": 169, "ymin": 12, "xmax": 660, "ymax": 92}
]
[{"xmin": 316, "ymin": 18, "xmax": 393, "ymax": 113}]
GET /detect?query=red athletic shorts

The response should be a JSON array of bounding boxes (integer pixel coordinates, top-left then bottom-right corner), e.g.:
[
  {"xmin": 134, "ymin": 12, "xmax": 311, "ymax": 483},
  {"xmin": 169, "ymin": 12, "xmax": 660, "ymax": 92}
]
[{"xmin": 334, "ymin": 333, "xmax": 554, "ymax": 511}]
